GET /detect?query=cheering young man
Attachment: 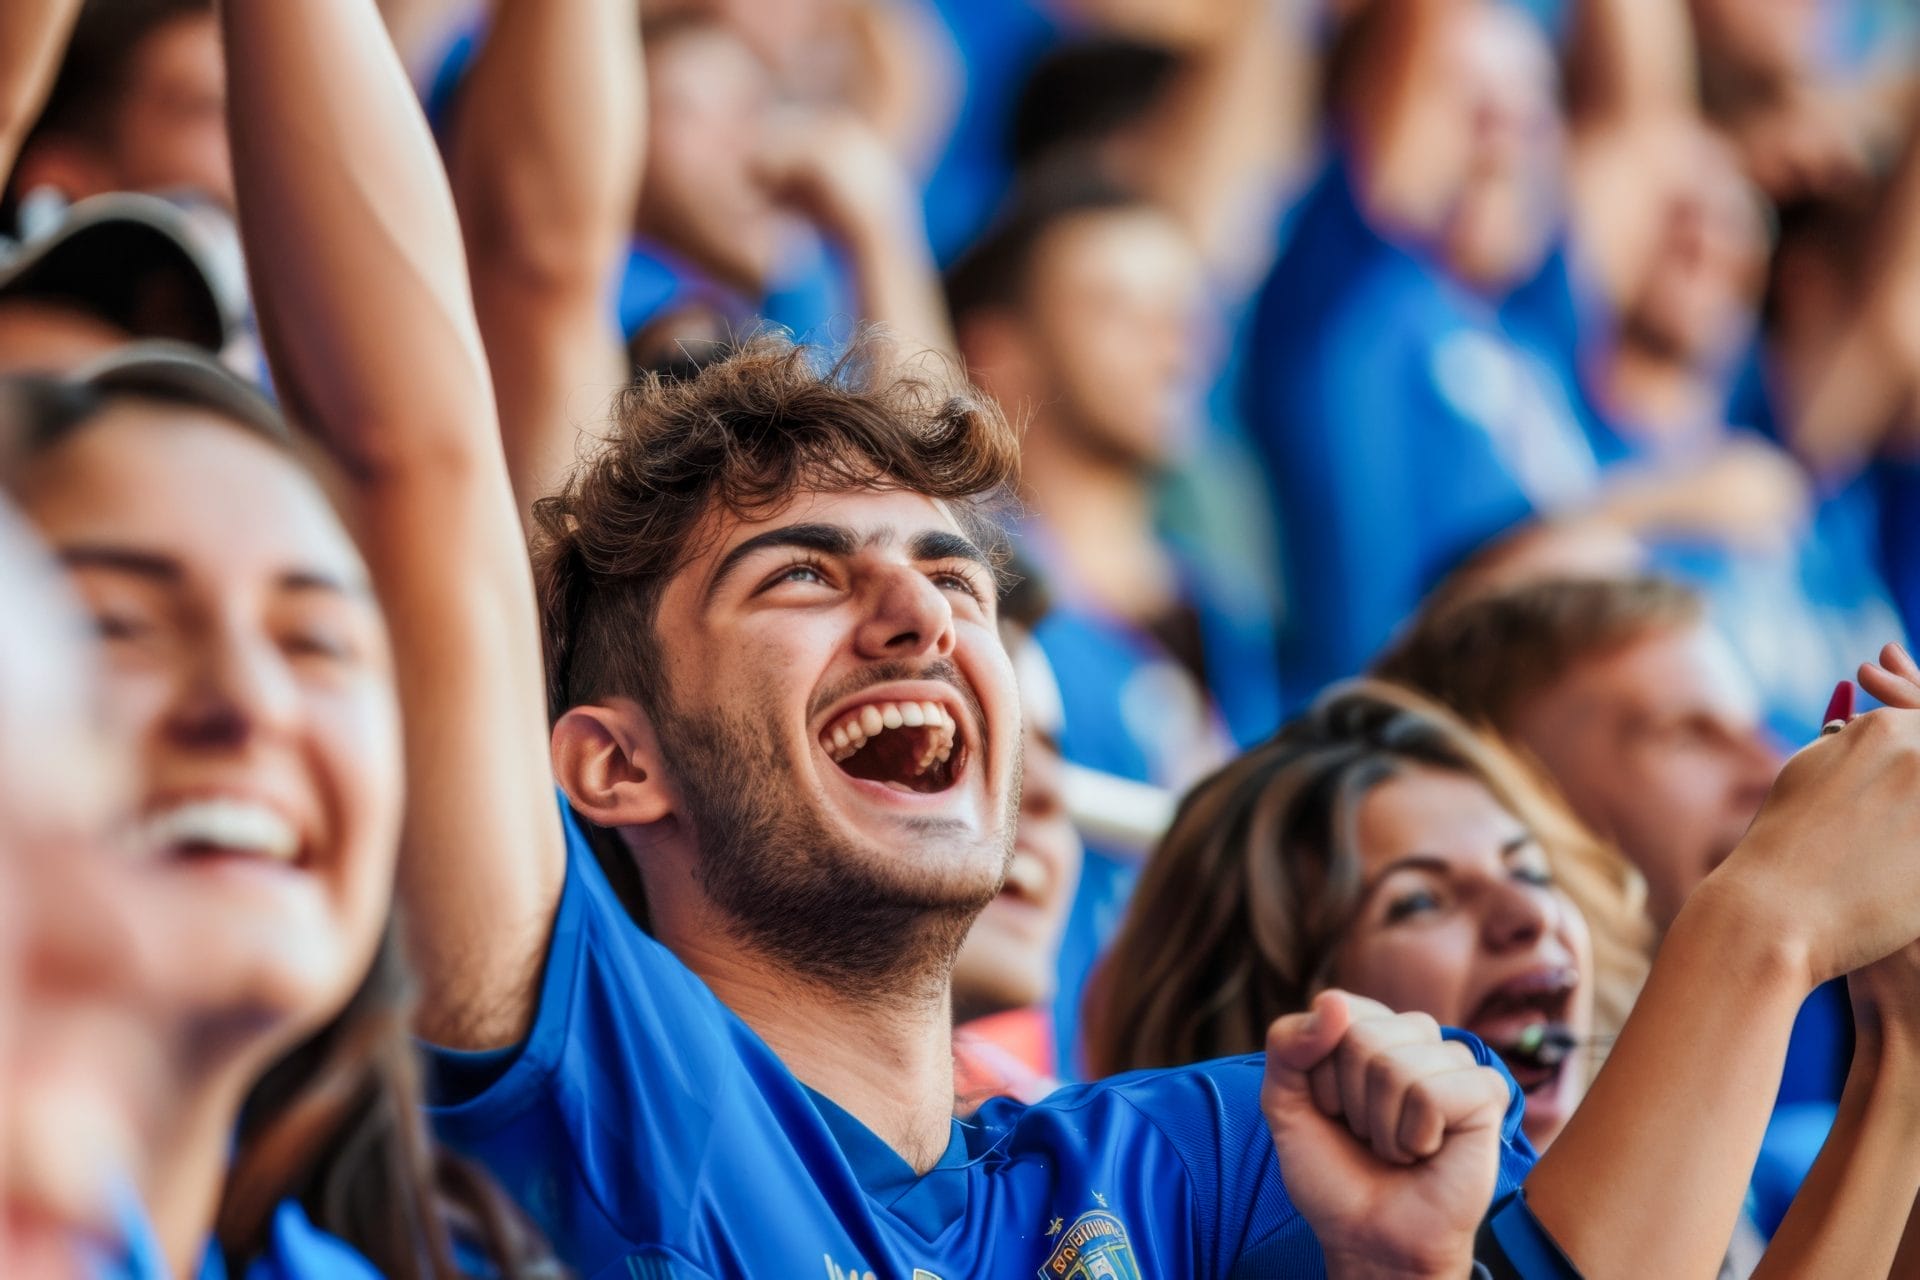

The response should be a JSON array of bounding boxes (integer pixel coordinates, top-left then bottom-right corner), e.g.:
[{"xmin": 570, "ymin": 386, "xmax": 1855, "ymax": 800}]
[{"xmin": 218, "ymin": 0, "xmax": 1920, "ymax": 1277}]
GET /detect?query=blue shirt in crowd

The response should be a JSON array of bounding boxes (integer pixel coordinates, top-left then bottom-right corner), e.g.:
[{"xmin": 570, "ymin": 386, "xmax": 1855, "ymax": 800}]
[
  {"xmin": 1244, "ymin": 160, "xmax": 1596, "ymax": 711},
  {"xmin": 425, "ymin": 806, "xmax": 1556, "ymax": 1279},
  {"xmin": 1026, "ymin": 533, "xmax": 1281, "ymax": 1079}
]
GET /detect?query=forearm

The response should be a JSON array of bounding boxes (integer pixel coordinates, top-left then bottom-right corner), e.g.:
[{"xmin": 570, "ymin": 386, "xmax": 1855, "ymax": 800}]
[
  {"xmin": 1526, "ymin": 876, "xmax": 1812, "ymax": 1279},
  {"xmin": 1751, "ymin": 1028, "xmax": 1920, "ymax": 1278},
  {"xmin": 452, "ymin": 0, "xmax": 641, "ymax": 510},
  {"xmin": 0, "ymin": 0, "xmax": 82, "ymax": 179},
  {"xmin": 223, "ymin": 0, "xmax": 496, "ymax": 475},
  {"xmin": 1133, "ymin": 0, "xmax": 1304, "ymax": 275},
  {"xmin": 843, "ymin": 205, "xmax": 956, "ymax": 361},
  {"xmin": 1563, "ymin": 0, "xmax": 1695, "ymax": 129},
  {"xmin": 223, "ymin": 0, "xmax": 568, "ymax": 1049}
]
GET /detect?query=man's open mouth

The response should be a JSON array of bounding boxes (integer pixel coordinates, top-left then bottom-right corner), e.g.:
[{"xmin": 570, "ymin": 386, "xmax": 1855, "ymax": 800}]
[{"xmin": 820, "ymin": 699, "xmax": 964, "ymax": 794}]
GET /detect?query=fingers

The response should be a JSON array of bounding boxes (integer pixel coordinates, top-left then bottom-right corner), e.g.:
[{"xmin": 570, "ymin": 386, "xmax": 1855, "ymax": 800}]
[
  {"xmin": 1271, "ymin": 993, "xmax": 1503, "ymax": 1164},
  {"xmin": 1392, "ymin": 1060, "xmax": 1512, "ymax": 1161},
  {"xmin": 1327, "ymin": 1008, "xmax": 1441, "ymax": 1137},
  {"xmin": 1264, "ymin": 989, "xmax": 1356, "ymax": 1087},
  {"xmin": 1861, "ymin": 642, "xmax": 1920, "ymax": 710}
]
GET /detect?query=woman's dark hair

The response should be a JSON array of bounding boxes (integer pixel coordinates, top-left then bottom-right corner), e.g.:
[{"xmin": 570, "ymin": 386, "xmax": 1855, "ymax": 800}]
[{"xmin": 0, "ymin": 357, "xmax": 563, "ymax": 1279}]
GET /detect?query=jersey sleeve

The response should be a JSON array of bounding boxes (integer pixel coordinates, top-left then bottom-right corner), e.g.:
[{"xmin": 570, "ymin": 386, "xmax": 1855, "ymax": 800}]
[{"xmin": 422, "ymin": 804, "xmax": 750, "ymax": 1260}]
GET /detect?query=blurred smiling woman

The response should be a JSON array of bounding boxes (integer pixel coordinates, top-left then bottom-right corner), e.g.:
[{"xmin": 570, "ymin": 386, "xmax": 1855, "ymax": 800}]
[
  {"xmin": 1085, "ymin": 679, "xmax": 1651, "ymax": 1150},
  {"xmin": 0, "ymin": 350, "xmax": 553, "ymax": 1278}
]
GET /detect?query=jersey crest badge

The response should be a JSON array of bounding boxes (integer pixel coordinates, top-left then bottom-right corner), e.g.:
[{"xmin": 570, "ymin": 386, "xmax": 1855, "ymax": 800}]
[{"xmin": 1036, "ymin": 1209, "xmax": 1143, "ymax": 1279}]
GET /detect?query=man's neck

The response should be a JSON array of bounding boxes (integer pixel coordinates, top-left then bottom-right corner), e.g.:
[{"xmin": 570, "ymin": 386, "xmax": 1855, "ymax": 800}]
[
  {"xmin": 1019, "ymin": 414, "xmax": 1172, "ymax": 620},
  {"xmin": 658, "ymin": 899, "xmax": 962, "ymax": 1174}
]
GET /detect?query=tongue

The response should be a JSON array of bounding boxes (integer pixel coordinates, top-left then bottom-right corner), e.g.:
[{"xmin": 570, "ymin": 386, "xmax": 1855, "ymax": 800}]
[{"xmin": 839, "ymin": 726, "xmax": 939, "ymax": 791}]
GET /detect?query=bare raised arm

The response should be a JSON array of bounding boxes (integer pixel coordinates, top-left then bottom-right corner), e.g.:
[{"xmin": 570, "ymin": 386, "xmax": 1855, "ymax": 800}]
[
  {"xmin": 1561, "ymin": 0, "xmax": 1702, "ymax": 310},
  {"xmin": 221, "ymin": 0, "xmax": 567, "ymax": 1049},
  {"xmin": 1786, "ymin": 97, "xmax": 1920, "ymax": 472},
  {"xmin": 450, "ymin": 0, "xmax": 642, "ymax": 518},
  {"xmin": 1748, "ymin": 946, "xmax": 1920, "ymax": 1279},
  {"xmin": 1525, "ymin": 700, "xmax": 1920, "ymax": 1277},
  {"xmin": 0, "ymin": 0, "xmax": 82, "ymax": 181}
]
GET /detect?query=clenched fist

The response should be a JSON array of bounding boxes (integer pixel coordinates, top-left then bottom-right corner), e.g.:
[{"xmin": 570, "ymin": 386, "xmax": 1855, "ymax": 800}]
[{"xmin": 1264, "ymin": 991, "xmax": 1511, "ymax": 1280}]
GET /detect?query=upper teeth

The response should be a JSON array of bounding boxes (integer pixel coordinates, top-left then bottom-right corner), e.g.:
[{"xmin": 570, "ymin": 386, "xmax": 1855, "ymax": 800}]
[
  {"xmin": 143, "ymin": 799, "xmax": 300, "ymax": 862},
  {"xmin": 822, "ymin": 700, "xmax": 957, "ymax": 773}
]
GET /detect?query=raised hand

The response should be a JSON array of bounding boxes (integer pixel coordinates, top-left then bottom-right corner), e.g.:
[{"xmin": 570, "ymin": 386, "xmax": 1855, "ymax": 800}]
[
  {"xmin": 1713, "ymin": 688, "xmax": 1920, "ymax": 989},
  {"xmin": 1263, "ymin": 991, "xmax": 1510, "ymax": 1280}
]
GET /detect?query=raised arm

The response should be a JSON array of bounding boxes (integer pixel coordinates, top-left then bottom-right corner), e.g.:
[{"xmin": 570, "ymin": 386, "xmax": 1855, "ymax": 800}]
[
  {"xmin": 1127, "ymin": 0, "xmax": 1311, "ymax": 285},
  {"xmin": 0, "ymin": 0, "xmax": 82, "ymax": 181},
  {"xmin": 1747, "ymin": 944, "xmax": 1920, "ymax": 1279},
  {"xmin": 1524, "ymin": 695, "xmax": 1920, "ymax": 1278},
  {"xmin": 449, "ymin": 0, "xmax": 642, "ymax": 516},
  {"xmin": 1785, "ymin": 100, "xmax": 1920, "ymax": 472},
  {"xmin": 1561, "ymin": 0, "xmax": 1703, "ymax": 310},
  {"xmin": 221, "ymin": 0, "xmax": 567, "ymax": 1049}
]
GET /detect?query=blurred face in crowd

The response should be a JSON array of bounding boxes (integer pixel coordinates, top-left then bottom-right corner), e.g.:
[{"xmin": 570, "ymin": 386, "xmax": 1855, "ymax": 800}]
[
  {"xmin": 978, "ymin": 207, "xmax": 1204, "ymax": 473},
  {"xmin": 0, "ymin": 508, "xmax": 173, "ymax": 1277},
  {"xmin": 1624, "ymin": 127, "xmax": 1768, "ymax": 369},
  {"xmin": 1439, "ymin": 4, "xmax": 1563, "ymax": 293},
  {"xmin": 16, "ymin": 13, "xmax": 233, "ymax": 210},
  {"xmin": 627, "ymin": 486, "xmax": 1022, "ymax": 985},
  {"xmin": 14, "ymin": 403, "xmax": 403, "ymax": 1080},
  {"xmin": 639, "ymin": 24, "xmax": 784, "ymax": 293},
  {"xmin": 1330, "ymin": 765, "xmax": 1595, "ymax": 1148},
  {"xmin": 1504, "ymin": 623, "xmax": 1779, "ymax": 930},
  {"xmin": 951, "ymin": 626, "xmax": 1083, "ymax": 1023}
]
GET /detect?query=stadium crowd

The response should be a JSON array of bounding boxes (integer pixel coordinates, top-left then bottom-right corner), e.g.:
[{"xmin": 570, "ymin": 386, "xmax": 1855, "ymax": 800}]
[{"xmin": 8, "ymin": 0, "xmax": 1920, "ymax": 1276}]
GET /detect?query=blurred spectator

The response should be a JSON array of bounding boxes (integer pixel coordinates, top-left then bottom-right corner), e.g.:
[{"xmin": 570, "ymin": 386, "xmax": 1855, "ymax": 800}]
[
  {"xmin": 4, "ymin": 0, "xmax": 230, "ymax": 221},
  {"xmin": 919, "ymin": 0, "xmax": 1305, "ymax": 274},
  {"xmin": 0, "ymin": 193, "xmax": 229, "ymax": 375},
  {"xmin": 620, "ymin": 12, "xmax": 951, "ymax": 369},
  {"xmin": 951, "ymin": 576, "xmax": 1083, "ymax": 1112},
  {"xmin": 0, "ymin": 496, "xmax": 165, "ymax": 1277},
  {"xmin": 950, "ymin": 177, "xmax": 1280, "ymax": 1074},
  {"xmin": 1243, "ymin": 0, "xmax": 1601, "ymax": 709}
]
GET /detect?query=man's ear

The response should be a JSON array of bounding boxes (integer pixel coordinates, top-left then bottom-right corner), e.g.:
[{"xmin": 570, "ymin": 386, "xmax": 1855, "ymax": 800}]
[{"xmin": 552, "ymin": 697, "xmax": 675, "ymax": 829}]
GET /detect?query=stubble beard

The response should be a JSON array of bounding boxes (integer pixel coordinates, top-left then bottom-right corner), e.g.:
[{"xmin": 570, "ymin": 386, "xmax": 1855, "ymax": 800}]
[{"xmin": 654, "ymin": 690, "xmax": 1020, "ymax": 1008}]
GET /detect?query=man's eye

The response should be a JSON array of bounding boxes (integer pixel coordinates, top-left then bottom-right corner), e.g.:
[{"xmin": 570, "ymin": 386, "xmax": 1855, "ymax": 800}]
[
  {"xmin": 1385, "ymin": 890, "xmax": 1441, "ymax": 923},
  {"xmin": 776, "ymin": 564, "xmax": 826, "ymax": 586},
  {"xmin": 932, "ymin": 571, "xmax": 984, "ymax": 601}
]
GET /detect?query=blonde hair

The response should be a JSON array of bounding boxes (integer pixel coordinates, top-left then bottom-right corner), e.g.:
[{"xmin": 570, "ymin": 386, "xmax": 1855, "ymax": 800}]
[{"xmin": 1083, "ymin": 679, "xmax": 1650, "ymax": 1078}]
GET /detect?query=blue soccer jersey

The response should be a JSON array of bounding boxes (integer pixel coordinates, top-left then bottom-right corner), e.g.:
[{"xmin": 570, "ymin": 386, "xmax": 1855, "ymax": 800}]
[{"xmin": 425, "ymin": 809, "xmax": 1564, "ymax": 1280}]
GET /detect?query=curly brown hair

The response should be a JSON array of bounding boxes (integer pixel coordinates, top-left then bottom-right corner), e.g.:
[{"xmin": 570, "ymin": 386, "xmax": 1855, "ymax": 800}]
[{"xmin": 532, "ymin": 333, "xmax": 1021, "ymax": 722}]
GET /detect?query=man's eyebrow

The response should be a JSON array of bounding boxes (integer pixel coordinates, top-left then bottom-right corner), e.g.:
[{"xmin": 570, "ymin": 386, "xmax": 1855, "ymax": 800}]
[
  {"xmin": 704, "ymin": 523, "xmax": 858, "ymax": 601},
  {"xmin": 58, "ymin": 544, "xmax": 181, "ymax": 582},
  {"xmin": 908, "ymin": 529, "xmax": 990, "ymax": 570}
]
